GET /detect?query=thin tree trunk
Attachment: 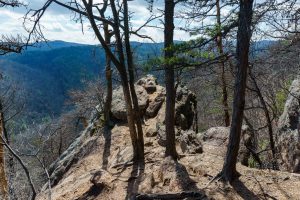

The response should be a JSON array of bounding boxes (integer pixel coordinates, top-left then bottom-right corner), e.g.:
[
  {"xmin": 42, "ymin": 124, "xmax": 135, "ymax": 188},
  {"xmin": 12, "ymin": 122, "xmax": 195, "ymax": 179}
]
[
  {"xmin": 0, "ymin": 135, "xmax": 36, "ymax": 200},
  {"xmin": 82, "ymin": 0, "xmax": 141, "ymax": 161},
  {"xmin": 100, "ymin": 1, "xmax": 113, "ymax": 127},
  {"xmin": 108, "ymin": 0, "xmax": 142, "ymax": 161},
  {"xmin": 216, "ymin": 0, "xmax": 230, "ymax": 127},
  {"xmin": 0, "ymin": 99, "xmax": 16, "ymax": 200},
  {"xmin": 103, "ymin": 25, "xmax": 112, "ymax": 126},
  {"xmin": 249, "ymin": 70, "xmax": 278, "ymax": 170},
  {"xmin": 58, "ymin": 133, "xmax": 63, "ymax": 156},
  {"xmin": 3, "ymin": 116, "xmax": 17, "ymax": 200},
  {"xmin": 164, "ymin": 0, "xmax": 177, "ymax": 159},
  {"xmin": 123, "ymin": 0, "xmax": 144, "ymax": 161},
  {"xmin": 104, "ymin": 54, "xmax": 112, "ymax": 126},
  {"xmin": 122, "ymin": 83, "xmax": 140, "ymax": 160},
  {"xmin": 0, "ymin": 102, "xmax": 8, "ymax": 200},
  {"xmin": 219, "ymin": 0, "xmax": 254, "ymax": 183}
]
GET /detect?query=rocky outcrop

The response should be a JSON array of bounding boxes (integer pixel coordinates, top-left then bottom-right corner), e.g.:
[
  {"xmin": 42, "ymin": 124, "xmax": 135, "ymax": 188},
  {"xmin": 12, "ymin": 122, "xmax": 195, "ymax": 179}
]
[
  {"xmin": 47, "ymin": 118, "xmax": 101, "ymax": 187},
  {"xmin": 155, "ymin": 84, "xmax": 201, "ymax": 154},
  {"xmin": 111, "ymin": 85, "xmax": 149, "ymax": 120},
  {"xmin": 37, "ymin": 75, "xmax": 300, "ymax": 200},
  {"xmin": 198, "ymin": 126, "xmax": 255, "ymax": 166},
  {"xmin": 278, "ymin": 79, "xmax": 300, "ymax": 131},
  {"xmin": 111, "ymin": 75, "xmax": 202, "ymax": 154},
  {"xmin": 175, "ymin": 85, "xmax": 197, "ymax": 131},
  {"xmin": 136, "ymin": 74, "xmax": 158, "ymax": 93},
  {"xmin": 277, "ymin": 79, "xmax": 300, "ymax": 173}
]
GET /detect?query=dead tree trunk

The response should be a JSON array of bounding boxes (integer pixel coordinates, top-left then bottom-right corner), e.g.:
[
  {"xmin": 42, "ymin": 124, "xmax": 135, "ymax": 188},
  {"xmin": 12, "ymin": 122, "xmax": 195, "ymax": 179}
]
[
  {"xmin": 219, "ymin": 0, "xmax": 254, "ymax": 183},
  {"xmin": 216, "ymin": 0, "xmax": 230, "ymax": 127},
  {"xmin": 164, "ymin": 0, "xmax": 178, "ymax": 160}
]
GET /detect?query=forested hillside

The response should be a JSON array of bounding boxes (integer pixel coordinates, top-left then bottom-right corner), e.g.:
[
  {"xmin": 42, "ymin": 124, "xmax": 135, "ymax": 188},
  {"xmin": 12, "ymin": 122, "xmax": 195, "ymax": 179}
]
[{"xmin": 0, "ymin": 41, "xmax": 162, "ymax": 122}]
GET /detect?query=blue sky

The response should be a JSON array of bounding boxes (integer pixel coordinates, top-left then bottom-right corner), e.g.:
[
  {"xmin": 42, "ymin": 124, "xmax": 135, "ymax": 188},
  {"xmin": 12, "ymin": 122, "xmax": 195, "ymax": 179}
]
[{"xmin": 0, "ymin": 0, "xmax": 192, "ymax": 44}]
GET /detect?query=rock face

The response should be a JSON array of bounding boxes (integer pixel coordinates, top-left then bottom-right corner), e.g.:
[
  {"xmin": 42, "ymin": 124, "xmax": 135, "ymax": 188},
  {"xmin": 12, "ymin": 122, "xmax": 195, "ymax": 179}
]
[
  {"xmin": 136, "ymin": 74, "xmax": 158, "ymax": 93},
  {"xmin": 46, "ymin": 116, "xmax": 102, "ymax": 187},
  {"xmin": 198, "ymin": 126, "xmax": 255, "ymax": 166},
  {"xmin": 111, "ymin": 85, "xmax": 149, "ymax": 120},
  {"xmin": 278, "ymin": 79, "xmax": 300, "ymax": 131},
  {"xmin": 111, "ymin": 75, "xmax": 202, "ymax": 154},
  {"xmin": 277, "ymin": 79, "xmax": 300, "ymax": 173},
  {"xmin": 175, "ymin": 85, "xmax": 197, "ymax": 131},
  {"xmin": 155, "ymin": 84, "xmax": 201, "ymax": 154}
]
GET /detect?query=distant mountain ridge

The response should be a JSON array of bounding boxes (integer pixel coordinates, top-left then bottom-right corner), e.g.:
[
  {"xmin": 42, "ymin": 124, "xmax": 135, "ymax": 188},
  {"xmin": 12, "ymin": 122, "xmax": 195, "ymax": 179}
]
[
  {"xmin": 0, "ymin": 40, "xmax": 276, "ymax": 122},
  {"xmin": 26, "ymin": 40, "xmax": 89, "ymax": 51}
]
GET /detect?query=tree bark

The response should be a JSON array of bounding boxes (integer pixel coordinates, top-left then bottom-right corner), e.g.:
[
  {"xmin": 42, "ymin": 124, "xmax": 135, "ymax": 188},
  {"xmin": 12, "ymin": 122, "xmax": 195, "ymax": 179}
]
[
  {"xmin": 109, "ymin": 0, "xmax": 143, "ymax": 161},
  {"xmin": 0, "ymin": 101, "xmax": 8, "ymax": 200},
  {"xmin": 216, "ymin": 0, "xmax": 230, "ymax": 127},
  {"xmin": 3, "ymin": 118, "xmax": 17, "ymax": 200},
  {"xmin": 123, "ymin": 0, "xmax": 144, "ymax": 161},
  {"xmin": 103, "ymin": 24, "xmax": 112, "ymax": 126},
  {"xmin": 219, "ymin": 0, "xmax": 254, "ymax": 183},
  {"xmin": 164, "ymin": 0, "xmax": 177, "ymax": 159},
  {"xmin": 82, "ymin": 0, "xmax": 143, "ymax": 161},
  {"xmin": 100, "ymin": 0, "xmax": 113, "ymax": 127}
]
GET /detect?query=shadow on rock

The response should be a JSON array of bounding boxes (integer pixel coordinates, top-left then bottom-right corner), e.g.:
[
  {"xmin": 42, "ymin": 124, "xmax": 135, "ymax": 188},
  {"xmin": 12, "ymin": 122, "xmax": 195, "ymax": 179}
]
[
  {"xmin": 102, "ymin": 126, "xmax": 112, "ymax": 170},
  {"xmin": 125, "ymin": 161, "xmax": 145, "ymax": 200}
]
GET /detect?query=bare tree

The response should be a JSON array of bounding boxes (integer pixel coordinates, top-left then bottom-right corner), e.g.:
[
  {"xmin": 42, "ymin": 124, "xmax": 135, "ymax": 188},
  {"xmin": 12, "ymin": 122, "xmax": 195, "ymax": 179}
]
[
  {"xmin": 0, "ymin": 1, "xmax": 25, "ymax": 55},
  {"xmin": 0, "ymin": 100, "xmax": 8, "ymax": 200},
  {"xmin": 98, "ymin": 0, "xmax": 113, "ymax": 126},
  {"xmin": 24, "ymin": 0, "xmax": 163, "ymax": 161},
  {"xmin": 0, "ymin": 0, "xmax": 23, "ymax": 7},
  {"xmin": 219, "ymin": 0, "xmax": 254, "ymax": 183},
  {"xmin": 0, "ymin": 2, "xmax": 26, "ymax": 198},
  {"xmin": 247, "ymin": 67, "xmax": 278, "ymax": 169}
]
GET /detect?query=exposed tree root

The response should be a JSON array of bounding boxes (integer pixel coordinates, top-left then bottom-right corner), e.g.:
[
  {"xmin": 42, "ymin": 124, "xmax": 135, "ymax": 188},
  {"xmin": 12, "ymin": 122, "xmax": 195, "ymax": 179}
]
[{"xmin": 134, "ymin": 191, "xmax": 207, "ymax": 200}]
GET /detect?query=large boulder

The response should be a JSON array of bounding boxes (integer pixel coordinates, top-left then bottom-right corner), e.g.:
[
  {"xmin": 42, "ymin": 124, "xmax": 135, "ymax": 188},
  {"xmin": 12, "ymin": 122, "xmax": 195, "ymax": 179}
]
[
  {"xmin": 136, "ymin": 74, "xmax": 158, "ymax": 93},
  {"xmin": 155, "ymin": 84, "xmax": 201, "ymax": 153},
  {"xmin": 179, "ymin": 130, "xmax": 203, "ymax": 154},
  {"xmin": 111, "ymin": 85, "xmax": 149, "ymax": 120},
  {"xmin": 146, "ymin": 85, "xmax": 165, "ymax": 118},
  {"xmin": 198, "ymin": 126, "xmax": 254, "ymax": 166},
  {"xmin": 277, "ymin": 79, "xmax": 300, "ymax": 173},
  {"xmin": 110, "ymin": 75, "xmax": 202, "ymax": 154},
  {"xmin": 175, "ymin": 85, "xmax": 197, "ymax": 131}
]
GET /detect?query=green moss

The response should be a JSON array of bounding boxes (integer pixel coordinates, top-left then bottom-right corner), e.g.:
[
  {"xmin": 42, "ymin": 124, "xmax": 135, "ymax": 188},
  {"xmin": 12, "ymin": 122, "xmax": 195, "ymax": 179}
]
[{"xmin": 248, "ymin": 156, "xmax": 258, "ymax": 168}]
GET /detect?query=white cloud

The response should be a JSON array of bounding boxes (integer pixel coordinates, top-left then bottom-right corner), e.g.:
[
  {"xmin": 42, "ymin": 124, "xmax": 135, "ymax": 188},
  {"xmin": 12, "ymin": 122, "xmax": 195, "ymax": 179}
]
[{"xmin": 0, "ymin": 0, "xmax": 194, "ymax": 44}]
